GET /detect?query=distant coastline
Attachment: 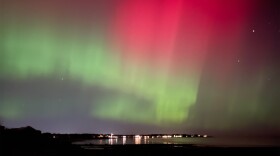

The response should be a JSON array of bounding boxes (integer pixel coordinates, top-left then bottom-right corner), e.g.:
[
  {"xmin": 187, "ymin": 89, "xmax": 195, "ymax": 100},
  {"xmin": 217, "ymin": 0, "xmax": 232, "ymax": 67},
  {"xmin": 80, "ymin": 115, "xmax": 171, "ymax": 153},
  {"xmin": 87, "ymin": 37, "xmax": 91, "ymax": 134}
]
[{"xmin": 0, "ymin": 125, "xmax": 279, "ymax": 156}]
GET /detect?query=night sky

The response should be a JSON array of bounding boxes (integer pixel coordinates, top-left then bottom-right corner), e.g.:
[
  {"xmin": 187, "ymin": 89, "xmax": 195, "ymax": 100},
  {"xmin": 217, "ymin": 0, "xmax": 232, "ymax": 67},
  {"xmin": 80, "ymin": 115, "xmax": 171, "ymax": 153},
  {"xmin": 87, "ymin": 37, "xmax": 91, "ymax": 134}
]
[{"xmin": 0, "ymin": 0, "xmax": 279, "ymax": 136}]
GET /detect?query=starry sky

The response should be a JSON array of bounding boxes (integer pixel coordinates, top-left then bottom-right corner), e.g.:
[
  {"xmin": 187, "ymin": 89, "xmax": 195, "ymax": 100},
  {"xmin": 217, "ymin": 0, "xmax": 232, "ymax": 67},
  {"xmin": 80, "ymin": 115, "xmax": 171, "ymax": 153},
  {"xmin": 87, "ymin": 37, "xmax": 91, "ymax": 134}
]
[{"xmin": 0, "ymin": 0, "xmax": 279, "ymax": 136}]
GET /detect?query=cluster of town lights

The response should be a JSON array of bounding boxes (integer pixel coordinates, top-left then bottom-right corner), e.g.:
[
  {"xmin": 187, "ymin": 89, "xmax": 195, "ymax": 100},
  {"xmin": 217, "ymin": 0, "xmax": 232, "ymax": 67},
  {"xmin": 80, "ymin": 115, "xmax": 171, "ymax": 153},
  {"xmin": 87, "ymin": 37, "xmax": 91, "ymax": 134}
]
[{"xmin": 106, "ymin": 134, "xmax": 207, "ymax": 139}]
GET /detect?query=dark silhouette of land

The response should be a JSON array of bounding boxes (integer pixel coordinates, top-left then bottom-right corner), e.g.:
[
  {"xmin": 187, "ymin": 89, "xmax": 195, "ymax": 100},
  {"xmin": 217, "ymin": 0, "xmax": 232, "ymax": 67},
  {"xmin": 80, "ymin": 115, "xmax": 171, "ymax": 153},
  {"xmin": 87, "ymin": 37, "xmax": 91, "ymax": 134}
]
[
  {"xmin": 0, "ymin": 125, "xmax": 83, "ymax": 156},
  {"xmin": 0, "ymin": 125, "xmax": 279, "ymax": 156}
]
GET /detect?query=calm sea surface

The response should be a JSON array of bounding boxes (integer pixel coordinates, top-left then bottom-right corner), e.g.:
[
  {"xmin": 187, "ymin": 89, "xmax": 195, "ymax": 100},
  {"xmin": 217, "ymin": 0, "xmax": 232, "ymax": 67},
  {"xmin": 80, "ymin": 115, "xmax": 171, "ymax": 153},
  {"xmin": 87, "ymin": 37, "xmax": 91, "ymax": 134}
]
[{"xmin": 73, "ymin": 137, "xmax": 279, "ymax": 147}]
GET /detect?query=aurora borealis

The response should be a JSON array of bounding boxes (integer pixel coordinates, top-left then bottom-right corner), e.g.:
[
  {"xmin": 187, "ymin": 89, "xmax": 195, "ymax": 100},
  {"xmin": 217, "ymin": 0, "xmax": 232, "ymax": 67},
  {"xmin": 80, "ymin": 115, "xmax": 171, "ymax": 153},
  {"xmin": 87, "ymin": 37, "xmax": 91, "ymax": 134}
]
[{"xmin": 0, "ymin": 0, "xmax": 279, "ymax": 135}]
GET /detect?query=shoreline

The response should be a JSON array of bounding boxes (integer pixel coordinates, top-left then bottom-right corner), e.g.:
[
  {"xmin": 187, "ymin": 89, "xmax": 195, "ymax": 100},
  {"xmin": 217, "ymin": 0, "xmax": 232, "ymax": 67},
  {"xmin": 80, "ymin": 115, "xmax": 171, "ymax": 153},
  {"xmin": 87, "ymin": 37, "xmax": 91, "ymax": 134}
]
[{"xmin": 78, "ymin": 144, "xmax": 280, "ymax": 156}]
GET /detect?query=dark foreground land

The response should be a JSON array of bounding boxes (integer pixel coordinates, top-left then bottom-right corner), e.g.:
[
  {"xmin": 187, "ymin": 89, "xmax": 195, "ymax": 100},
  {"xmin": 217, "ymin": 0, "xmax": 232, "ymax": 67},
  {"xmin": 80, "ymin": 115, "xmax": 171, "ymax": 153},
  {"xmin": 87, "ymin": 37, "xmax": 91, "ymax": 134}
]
[{"xmin": 0, "ymin": 126, "xmax": 279, "ymax": 156}]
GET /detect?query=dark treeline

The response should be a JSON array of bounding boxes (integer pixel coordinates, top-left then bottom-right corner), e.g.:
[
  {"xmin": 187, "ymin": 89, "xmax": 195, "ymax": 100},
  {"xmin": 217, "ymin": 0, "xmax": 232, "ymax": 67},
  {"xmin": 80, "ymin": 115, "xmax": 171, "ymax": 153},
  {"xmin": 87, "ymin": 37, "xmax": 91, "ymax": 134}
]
[{"xmin": 0, "ymin": 125, "xmax": 83, "ymax": 156}]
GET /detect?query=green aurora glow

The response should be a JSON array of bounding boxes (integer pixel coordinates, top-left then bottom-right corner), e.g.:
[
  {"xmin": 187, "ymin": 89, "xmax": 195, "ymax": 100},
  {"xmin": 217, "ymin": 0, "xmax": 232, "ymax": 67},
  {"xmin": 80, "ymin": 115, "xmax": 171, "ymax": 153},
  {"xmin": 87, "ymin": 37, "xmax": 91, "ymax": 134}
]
[{"xmin": 0, "ymin": 23, "xmax": 199, "ymax": 125}]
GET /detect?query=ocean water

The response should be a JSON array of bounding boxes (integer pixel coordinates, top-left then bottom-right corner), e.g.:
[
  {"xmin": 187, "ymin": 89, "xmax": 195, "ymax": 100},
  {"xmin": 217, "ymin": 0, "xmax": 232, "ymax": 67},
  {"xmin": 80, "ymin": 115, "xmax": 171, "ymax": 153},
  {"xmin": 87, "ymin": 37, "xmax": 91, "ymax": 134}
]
[{"xmin": 73, "ymin": 137, "xmax": 279, "ymax": 147}]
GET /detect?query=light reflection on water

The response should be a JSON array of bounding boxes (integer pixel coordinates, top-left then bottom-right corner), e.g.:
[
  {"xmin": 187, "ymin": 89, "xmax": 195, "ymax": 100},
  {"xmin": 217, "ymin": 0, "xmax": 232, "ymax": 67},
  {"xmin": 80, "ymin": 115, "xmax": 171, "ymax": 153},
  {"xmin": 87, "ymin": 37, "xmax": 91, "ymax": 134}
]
[
  {"xmin": 73, "ymin": 137, "xmax": 280, "ymax": 147},
  {"xmin": 123, "ymin": 138, "xmax": 126, "ymax": 145}
]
